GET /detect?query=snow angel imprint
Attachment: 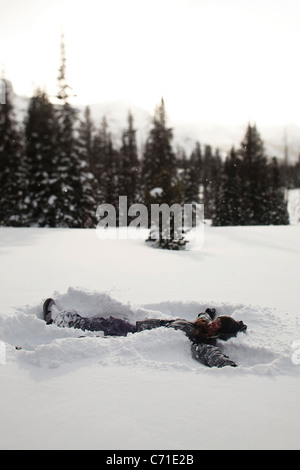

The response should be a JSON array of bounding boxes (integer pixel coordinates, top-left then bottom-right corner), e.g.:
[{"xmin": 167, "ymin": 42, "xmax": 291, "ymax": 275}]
[{"xmin": 43, "ymin": 299, "xmax": 247, "ymax": 368}]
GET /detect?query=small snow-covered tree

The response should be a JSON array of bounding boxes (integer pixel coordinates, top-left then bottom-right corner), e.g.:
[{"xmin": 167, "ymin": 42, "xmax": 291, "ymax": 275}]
[
  {"xmin": 142, "ymin": 98, "xmax": 181, "ymax": 206},
  {"xmin": 142, "ymin": 99, "xmax": 186, "ymax": 249}
]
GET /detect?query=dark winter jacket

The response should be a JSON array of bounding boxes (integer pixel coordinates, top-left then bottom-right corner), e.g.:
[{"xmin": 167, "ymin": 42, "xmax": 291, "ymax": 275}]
[{"xmin": 135, "ymin": 316, "xmax": 238, "ymax": 368}]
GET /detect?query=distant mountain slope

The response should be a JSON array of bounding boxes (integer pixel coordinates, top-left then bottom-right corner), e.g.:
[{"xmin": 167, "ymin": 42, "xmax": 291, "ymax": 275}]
[
  {"xmin": 11, "ymin": 87, "xmax": 300, "ymax": 161},
  {"xmin": 84, "ymin": 101, "xmax": 300, "ymax": 161}
]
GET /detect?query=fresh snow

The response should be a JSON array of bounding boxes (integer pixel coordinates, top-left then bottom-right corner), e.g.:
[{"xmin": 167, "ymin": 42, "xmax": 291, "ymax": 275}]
[{"xmin": 0, "ymin": 224, "xmax": 300, "ymax": 450}]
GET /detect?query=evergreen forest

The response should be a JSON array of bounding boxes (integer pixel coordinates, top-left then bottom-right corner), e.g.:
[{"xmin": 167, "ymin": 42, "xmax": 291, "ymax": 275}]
[{"xmin": 1, "ymin": 41, "xmax": 299, "ymax": 237}]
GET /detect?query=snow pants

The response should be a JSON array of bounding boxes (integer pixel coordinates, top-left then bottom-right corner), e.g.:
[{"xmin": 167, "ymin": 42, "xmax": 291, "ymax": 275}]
[{"xmin": 54, "ymin": 311, "xmax": 137, "ymax": 336}]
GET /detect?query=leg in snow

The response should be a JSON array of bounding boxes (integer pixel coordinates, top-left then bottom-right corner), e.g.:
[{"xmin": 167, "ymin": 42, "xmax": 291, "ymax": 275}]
[{"xmin": 43, "ymin": 298, "xmax": 136, "ymax": 336}]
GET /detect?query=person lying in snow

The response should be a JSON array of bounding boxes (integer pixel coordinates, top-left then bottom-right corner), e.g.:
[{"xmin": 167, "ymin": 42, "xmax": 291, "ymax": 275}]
[{"xmin": 43, "ymin": 299, "xmax": 247, "ymax": 369}]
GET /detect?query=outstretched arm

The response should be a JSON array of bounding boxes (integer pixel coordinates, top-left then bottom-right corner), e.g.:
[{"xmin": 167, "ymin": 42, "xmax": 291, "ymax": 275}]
[
  {"xmin": 136, "ymin": 319, "xmax": 173, "ymax": 332},
  {"xmin": 191, "ymin": 342, "xmax": 237, "ymax": 368}
]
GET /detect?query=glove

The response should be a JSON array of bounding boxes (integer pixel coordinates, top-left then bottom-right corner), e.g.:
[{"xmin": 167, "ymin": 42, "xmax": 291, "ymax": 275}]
[
  {"xmin": 218, "ymin": 354, "xmax": 238, "ymax": 368},
  {"xmin": 205, "ymin": 308, "xmax": 216, "ymax": 320}
]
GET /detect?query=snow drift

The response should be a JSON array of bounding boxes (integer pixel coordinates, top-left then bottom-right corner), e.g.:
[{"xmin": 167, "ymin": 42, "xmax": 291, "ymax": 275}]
[{"xmin": 1, "ymin": 287, "xmax": 298, "ymax": 376}]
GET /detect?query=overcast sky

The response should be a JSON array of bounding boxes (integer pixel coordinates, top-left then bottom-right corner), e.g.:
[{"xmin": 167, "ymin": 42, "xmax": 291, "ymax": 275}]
[{"xmin": 1, "ymin": 0, "xmax": 300, "ymax": 126}]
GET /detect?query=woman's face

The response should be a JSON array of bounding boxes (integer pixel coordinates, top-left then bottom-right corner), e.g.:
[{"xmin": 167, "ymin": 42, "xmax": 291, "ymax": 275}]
[{"xmin": 207, "ymin": 318, "xmax": 222, "ymax": 335}]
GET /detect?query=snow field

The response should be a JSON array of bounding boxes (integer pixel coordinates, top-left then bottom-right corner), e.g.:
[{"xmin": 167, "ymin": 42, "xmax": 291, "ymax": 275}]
[{"xmin": 0, "ymin": 225, "xmax": 300, "ymax": 449}]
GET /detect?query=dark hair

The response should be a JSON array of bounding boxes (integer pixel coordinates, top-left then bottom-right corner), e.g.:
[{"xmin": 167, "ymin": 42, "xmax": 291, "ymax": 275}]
[{"xmin": 219, "ymin": 316, "xmax": 247, "ymax": 335}]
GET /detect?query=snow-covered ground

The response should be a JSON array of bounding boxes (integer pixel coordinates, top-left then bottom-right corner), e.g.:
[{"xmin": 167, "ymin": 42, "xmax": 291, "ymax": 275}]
[{"xmin": 0, "ymin": 223, "xmax": 300, "ymax": 450}]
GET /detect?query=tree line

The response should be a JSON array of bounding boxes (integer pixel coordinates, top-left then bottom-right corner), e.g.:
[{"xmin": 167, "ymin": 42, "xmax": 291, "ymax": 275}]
[{"xmin": 0, "ymin": 44, "xmax": 298, "ymax": 233}]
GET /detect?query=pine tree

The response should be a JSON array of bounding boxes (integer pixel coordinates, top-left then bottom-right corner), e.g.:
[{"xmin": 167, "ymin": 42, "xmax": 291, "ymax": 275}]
[
  {"xmin": 202, "ymin": 145, "xmax": 223, "ymax": 219},
  {"xmin": 213, "ymin": 124, "xmax": 289, "ymax": 226},
  {"xmin": 142, "ymin": 99, "xmax": 185, "ymax": 249},
  {"xmin": 53, "ymin": 35, "xmax": 98, "ymax": 227},
  {"xmin": 295, "ymin": 156, "xmax": 300, "ymax": 189},
  {"xmin": 267, "ymin": 157, "xmax": 289, "ymax": 225},
  {"xmin": 119, "ymin": 111, "xmax": 140, "ymax": 210},
  {"xmin": 24, "ymin": 88, "xmax": 59, "ymax": 226},
  {"xmin": 239, "ymin": 124, "xmax": 270, "ymax": 225},
  {"xmin": 53, "ymin": 36, "xmax": 79, "ymax": 226},
  {"xmin": 183, "ymin": 141, "xmax": 202, "ymax": 204},
  {"xmin": 179, "ymin": 142, "xmax": 203, "ymax": 231},
  {"xmin": 92, "ymin": 117, "xmax": 119, "ymax": 208},
  {"xmin": 212, "ymin": 147, "xmax": 243, "ymax": 226},
  {"xmin": 76, "ymin": 105, "xmax": 103, "ymax": 224},
  {"xmin": 0, "ymin": 79, "xmax": 28, "ymax": 226},
  {"xmin": 77, "ymin": 106, "xmax": 95, "ymax": 171},
  {"xmin": 209, "ymin": 148, "xmax": 223, "ymax": 219},
  {"xmin": 142, "ymin": 98, "xmax": 182, "ymax": 207}
]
